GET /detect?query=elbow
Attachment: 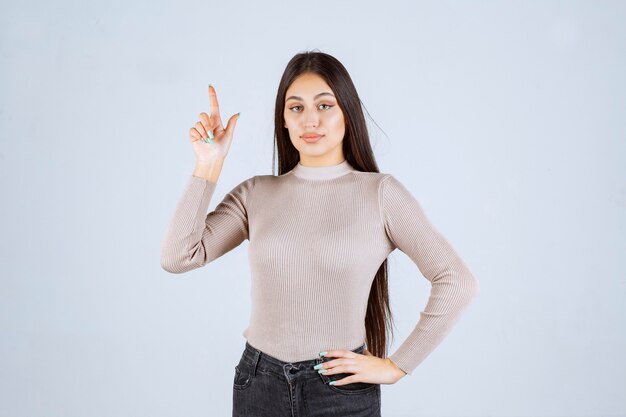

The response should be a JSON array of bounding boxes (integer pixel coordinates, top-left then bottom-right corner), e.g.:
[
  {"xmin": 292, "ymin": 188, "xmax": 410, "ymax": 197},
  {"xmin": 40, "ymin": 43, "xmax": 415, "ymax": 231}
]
[
  {"xmin": 446, "ymin": 267, "xmax": 480, "ymax": 303},
  {"xmin": 160, "ymin": 256, "xmax": 184, "ymax": 274},
  {"xmin": 160, "ymin": 247, "xmax": 209, "ymax": 274},
  {"xmin": 434, "ymin": 268, "xmax": 480, "ymax": 304},
  {"xmin": 465, "ymin": 271, "xmax": 480, "ymax": 301},
  {"xmin": 161, "ymin": 260, "xmax": 181, "ymax": 274},
  {"xmin": 160, "ymin": 251, "xmax": 194, "ymax": 274}
]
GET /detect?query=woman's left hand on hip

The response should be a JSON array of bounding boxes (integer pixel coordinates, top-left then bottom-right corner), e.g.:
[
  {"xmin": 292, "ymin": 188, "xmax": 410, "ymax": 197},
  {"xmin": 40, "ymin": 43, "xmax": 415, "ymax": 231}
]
[{"xmin": 315, "ymin": 348, "xmax": 407, "ymax": 385}]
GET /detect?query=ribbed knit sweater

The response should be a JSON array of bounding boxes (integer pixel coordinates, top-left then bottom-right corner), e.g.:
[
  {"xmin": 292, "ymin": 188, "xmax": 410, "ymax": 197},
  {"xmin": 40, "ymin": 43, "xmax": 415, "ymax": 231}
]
[{"xmin": 160, "ymin": 159, "xmax": 479, "ymax": 376}]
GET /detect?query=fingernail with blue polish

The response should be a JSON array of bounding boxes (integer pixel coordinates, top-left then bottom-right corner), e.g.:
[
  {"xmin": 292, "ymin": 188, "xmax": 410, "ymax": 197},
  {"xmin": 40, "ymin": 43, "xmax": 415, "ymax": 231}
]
[
  {"xmin": 319, "ymin": 351, "xmax": 327, "ymax": 357},
  {"xmin": 328, "ymin": 381, "xmax": 336, "ymax": 385},
  {"xmin": 313, "ymin": 364, "xmax": 323, "ymax": 370},
  {"xmin": 318, "ymin": 369, "xmax": 327, "ymax": 374}
]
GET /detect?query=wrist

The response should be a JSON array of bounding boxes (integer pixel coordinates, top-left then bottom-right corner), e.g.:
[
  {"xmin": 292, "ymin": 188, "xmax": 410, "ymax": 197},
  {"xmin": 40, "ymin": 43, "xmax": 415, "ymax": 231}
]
[
  {"xmin": 386, "ymin": 358, "xmax": 407, "ymax": 378},
  {"xmin": 193, "ymin": 158, "xmax": 224, "ymax": 182}
]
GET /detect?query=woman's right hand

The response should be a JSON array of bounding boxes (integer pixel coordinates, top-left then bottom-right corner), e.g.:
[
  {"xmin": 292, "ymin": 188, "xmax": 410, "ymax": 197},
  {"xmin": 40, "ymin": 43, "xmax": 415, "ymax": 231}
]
[{"xmin": 189, "ymin": 84, "xmax": 240, "ymax": 163}]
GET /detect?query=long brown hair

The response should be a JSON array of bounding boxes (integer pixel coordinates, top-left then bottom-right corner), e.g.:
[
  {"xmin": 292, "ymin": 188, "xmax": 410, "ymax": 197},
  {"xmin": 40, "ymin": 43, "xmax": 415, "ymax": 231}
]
[{"xmin": 272, "ymin": 50, "xmax": 395, "ymax": 359}]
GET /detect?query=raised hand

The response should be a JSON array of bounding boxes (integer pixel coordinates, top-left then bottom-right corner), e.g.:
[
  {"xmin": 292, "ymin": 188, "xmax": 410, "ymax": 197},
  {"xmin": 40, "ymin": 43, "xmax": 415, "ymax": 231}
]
[{"xmin": 188, "ymin": 84, "xmax": 240, "ymax": 163}]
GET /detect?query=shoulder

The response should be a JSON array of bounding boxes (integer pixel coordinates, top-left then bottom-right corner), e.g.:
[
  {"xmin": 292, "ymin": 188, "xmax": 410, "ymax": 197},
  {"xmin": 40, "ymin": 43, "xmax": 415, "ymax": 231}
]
[
  {"xmin": 235, "ymin": 174, "xmax": 284, "ymax": 197},
  {"xmin": 350, "ymin": 170, "xmax": 393, "ymax": 185},
  {"xmin": 347, "ymin": 171, "xmax": 408, "ymax": 193},
  {"xmin": 377, "ymin": 173, "xmax": 412, "ymax": 191},
  {"xmin": 376, "ymin": 173, "xmax": 421, "ymax": 208},
  {"xmin": 247, "ymin": 174, "xmax": 280, "ymax": 188},
  {"xmin": 251, "ymin": 174, "xmax": 277, "ymax": 182},
  {"xmin": 222, "ymin": 175, "xmax": 258, "ymax": 200},
  {"xmin": 332, "ymin": 171, "xmax": 413, "ymax": 199}
]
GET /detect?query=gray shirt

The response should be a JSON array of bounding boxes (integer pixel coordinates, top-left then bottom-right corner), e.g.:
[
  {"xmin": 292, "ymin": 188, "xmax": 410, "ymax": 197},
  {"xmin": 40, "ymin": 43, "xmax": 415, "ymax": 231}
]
[{"xmin": 160, "ymin": 159, "xmax": 479, "ymax": 376}]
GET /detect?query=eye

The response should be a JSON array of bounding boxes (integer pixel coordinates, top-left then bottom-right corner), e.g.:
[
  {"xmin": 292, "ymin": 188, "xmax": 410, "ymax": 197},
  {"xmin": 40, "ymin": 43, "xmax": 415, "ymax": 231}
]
[{"xmin": 287, "ymin": 104, "xmax": 335, "ymax": 112}]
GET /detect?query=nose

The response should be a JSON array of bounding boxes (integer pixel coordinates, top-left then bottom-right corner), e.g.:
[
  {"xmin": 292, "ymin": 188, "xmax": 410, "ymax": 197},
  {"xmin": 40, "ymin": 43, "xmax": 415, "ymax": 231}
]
[{"xmin": 303, "ymin": 107, "xmax": 319, "ymax": 128}]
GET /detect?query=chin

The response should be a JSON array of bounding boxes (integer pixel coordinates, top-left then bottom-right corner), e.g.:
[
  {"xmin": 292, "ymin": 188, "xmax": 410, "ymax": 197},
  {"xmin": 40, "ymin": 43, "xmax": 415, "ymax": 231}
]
[{"xmin": 300, "ymin": 149, "xmax": 331, "ymax": 157}]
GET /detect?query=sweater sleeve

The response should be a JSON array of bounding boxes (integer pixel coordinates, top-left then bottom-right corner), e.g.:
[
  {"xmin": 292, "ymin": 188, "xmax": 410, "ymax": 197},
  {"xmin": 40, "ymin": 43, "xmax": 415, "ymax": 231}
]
[
  {"xmin": 160, "ymin": 175, "xmax": 256, "ymax": 274},
  {"xmin": 380, "ymin": 174, "xmax": 480, "ymax": 376}
]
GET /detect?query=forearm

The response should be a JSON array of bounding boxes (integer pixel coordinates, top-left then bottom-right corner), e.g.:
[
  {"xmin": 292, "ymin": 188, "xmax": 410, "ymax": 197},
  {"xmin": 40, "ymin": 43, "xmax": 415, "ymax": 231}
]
[{"xmin": 160, "ymin": 175, "xmax": 218, "ymax": 273}]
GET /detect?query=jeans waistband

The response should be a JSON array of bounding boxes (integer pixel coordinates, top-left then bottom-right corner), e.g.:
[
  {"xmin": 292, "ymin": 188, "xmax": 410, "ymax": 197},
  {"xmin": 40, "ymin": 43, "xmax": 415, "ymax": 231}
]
[{"xmin": 241, "ymin": 341, "xmax": 367, "ymax": 374}]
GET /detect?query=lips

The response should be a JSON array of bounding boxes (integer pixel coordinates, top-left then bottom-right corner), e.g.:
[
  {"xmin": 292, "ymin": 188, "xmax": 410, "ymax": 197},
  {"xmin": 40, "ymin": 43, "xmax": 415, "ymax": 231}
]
[{"xmin": 302, "ymin": 134, "xmax": 323, "ymax": 143}]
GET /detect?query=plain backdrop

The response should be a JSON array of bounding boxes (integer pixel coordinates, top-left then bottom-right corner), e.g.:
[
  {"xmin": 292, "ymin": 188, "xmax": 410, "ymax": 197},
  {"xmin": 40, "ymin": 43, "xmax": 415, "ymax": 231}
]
[{"xmin": 1, "ymin": 1, "xmax": 625, "ymax": 416}]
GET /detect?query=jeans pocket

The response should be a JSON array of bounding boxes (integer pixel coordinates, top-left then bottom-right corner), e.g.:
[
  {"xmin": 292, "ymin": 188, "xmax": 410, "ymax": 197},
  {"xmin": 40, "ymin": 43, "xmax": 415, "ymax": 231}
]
[
  {"xmin": 233, "ymin": 361, "xmax": 254, "ymax": 391},
  {"xmin": 324, "ymin": 372, "xmax": 379, "ymax": 395}
]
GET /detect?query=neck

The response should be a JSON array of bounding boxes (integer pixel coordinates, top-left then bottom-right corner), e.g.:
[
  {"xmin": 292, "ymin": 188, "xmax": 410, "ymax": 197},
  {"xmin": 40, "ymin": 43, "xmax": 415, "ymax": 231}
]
[{"xmin": 292, "ymin": 159, "xmax": 356, "ymax": 180}]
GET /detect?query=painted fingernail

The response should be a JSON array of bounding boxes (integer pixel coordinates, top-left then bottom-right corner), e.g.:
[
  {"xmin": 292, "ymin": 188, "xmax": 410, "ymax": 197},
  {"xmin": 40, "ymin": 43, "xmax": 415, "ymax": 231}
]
[
  {"xmin": 319, "ymin": 351, "xmax": 327, "ymax": 357},
  {"xmin": 207, "ymin": 136, "xmax": 214, "ymax": 144},
  {"xmin": 328, "ymin": 381, "xmax": 336, "ymax": 385},
  {"xmin": 201, "ymin": 137, "xmax": 207, "ymax": 143},
  {"xmin": 208, "ymin": 129, "xmax": 214, "ymax": 140},
  {"xmin": 318, "ymin": 369, "xmax": 327, "ymax": 374},
  {"xmin": 313, "ymin": 364, "xmax": 323, "ymax": 370}
]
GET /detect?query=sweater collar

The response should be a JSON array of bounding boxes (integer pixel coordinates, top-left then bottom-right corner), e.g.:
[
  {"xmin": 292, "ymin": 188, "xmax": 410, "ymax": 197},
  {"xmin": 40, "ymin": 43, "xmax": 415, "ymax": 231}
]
[{"xmin": 292, "ymin": 159, "xmax": 356, "ymax": 180}]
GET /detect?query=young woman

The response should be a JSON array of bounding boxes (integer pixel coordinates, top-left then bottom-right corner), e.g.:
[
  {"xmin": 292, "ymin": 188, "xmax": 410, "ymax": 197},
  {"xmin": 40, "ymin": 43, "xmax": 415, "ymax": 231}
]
[{"xmin": 161, "ymin": 51, "xmax": 480, "ymax": 417}]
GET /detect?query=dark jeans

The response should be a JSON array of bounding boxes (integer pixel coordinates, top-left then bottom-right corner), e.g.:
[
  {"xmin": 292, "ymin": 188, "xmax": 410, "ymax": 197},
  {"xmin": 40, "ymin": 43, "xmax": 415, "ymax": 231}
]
[{"xmin": 232, "ymin": 341, "xmax": 382, "ymax": 417}]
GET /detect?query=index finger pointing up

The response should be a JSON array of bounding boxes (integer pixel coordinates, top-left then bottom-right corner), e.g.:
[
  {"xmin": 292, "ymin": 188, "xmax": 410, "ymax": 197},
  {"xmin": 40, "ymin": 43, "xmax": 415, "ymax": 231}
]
[{"xmin": 207, "ymin": 83, "xmax": 223, "ymax": 128}]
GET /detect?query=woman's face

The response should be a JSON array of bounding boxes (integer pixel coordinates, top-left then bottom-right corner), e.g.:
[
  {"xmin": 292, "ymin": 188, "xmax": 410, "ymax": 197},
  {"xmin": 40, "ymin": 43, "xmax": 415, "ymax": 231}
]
[{"xmin": 283, "ymin": 72, "xmax": 346, "ymax": 166}]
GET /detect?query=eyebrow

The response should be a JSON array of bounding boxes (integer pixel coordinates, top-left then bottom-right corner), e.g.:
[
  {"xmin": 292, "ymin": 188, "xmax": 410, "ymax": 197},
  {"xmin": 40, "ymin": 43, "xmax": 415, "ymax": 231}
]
[{"xmin": 285, "ymin": 92, "xmax": 335, "ymax": 101}]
